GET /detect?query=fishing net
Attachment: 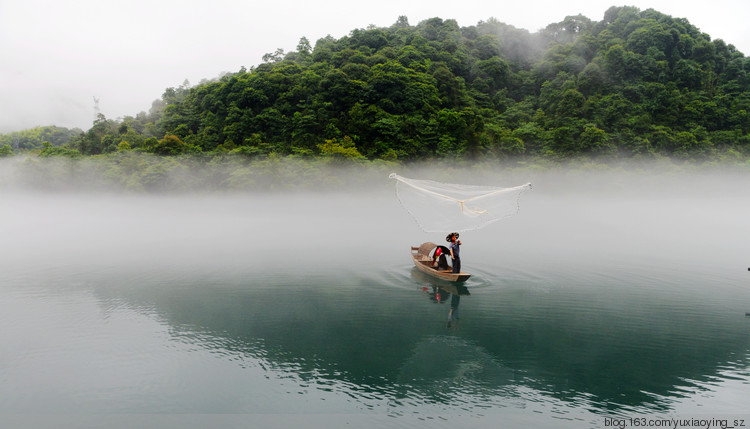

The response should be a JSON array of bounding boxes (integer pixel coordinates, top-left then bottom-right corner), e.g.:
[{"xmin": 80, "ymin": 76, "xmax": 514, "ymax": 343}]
[{"xmin": 390, "ymin": 173, "xmax": 531, "ymax": 232}]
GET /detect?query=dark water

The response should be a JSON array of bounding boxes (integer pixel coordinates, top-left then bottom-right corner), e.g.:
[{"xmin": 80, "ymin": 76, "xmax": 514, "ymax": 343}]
[{"xmin": 2, "ymin": 171, "xmax": 750, "ymax": 428}]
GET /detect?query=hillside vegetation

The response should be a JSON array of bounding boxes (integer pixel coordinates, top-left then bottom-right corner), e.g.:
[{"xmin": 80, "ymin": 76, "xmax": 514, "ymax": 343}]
[{"xmin": 3, "ymin": 6, "xmax": 750, "ymax": 166}]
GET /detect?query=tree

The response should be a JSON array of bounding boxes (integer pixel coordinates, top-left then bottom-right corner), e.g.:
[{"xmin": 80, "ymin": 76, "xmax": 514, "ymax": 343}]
[
  {"xmin": 297, "ymin": 37, "xmax": 312, "ymax": 56},
  {"xmin": 0, "ymin": 144, "xmax": 14, "ymax": 157},
  {"xmin": 394, "ymin": 16, "xmax": 410, "ymax": 28},
  {"xmin": 262, "ymin": 48, "xmax": 285, "ymax": 63},
  {"xmin": 579, "ymin": 125, "xmax": 611, "ymax": 153},
  {"xmin": 317, "ymin": 136, "xmax": 365, "ymax": 162},
  {"xmin": 153, "ymin": 134, "xmax": 194, "ymax": 156},
  {"xmin": 38, "ymin": 141, "xmax": 81, "ymax": 158}
]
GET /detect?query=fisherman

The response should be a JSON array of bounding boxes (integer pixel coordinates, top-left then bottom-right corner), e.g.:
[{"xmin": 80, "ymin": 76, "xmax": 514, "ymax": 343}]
[
  {"xmin": 447, "ymin": 232, "xmax": 461, "ymax": 274},
  {"xmin": 431, "ymin": 245, "xmax": 450, "ymax": 270}
]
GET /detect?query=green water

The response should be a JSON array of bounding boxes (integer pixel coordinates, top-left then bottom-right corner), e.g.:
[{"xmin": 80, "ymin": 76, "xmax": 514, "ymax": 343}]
[{"xmin": 2, "ymin": 174, "xmax": 750, "ymax": 428}]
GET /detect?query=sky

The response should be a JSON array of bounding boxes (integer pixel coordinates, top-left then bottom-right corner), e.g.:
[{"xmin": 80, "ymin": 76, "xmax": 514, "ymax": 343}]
[{"xmin": 1, "ymin": 0, "xmax": 749, "ymax": 133}]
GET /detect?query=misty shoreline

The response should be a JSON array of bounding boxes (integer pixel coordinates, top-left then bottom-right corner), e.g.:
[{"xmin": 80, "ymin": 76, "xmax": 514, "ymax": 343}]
[{"xmin": 2, "ymin": 153, "xmax": 750, "ymax": 196}]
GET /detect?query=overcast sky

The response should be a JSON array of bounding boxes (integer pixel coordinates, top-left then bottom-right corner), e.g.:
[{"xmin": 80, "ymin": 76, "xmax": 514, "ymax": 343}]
[{"xmin": 1, "ymin": 0, "xmax": 749, "ymax": 133}]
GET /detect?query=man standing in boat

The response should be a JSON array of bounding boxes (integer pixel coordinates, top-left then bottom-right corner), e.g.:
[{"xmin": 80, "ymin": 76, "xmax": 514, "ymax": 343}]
[{"xmin": 447, "ymin": 232, "xmax": 461, "ymax": 274}]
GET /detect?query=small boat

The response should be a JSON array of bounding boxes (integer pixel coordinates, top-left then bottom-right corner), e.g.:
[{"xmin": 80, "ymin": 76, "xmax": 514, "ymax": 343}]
[{"xmin": 411, "ymin": 242, "xmax": 471, "ymax": 282}]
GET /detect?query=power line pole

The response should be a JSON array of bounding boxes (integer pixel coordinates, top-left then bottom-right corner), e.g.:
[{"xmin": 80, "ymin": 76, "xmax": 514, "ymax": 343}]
[{"xmin": 93, "ymin": 96, "xmax": 101, "ymax": 122}]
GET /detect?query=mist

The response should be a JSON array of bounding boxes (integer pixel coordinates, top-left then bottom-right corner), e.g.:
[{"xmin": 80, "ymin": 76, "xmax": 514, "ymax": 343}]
[{"xmin": 3, "ymin": 161, "xmax": 750, "ymax": 294}]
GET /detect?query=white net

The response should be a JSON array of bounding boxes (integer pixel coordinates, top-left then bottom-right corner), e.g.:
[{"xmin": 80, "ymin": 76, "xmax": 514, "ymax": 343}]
[{"xmin": 390, "ymin": 173, "xmax": 531, "ymax": 232}]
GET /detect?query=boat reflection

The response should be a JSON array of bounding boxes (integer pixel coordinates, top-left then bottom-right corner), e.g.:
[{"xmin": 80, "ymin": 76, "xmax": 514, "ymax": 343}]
[
  {"xmin": 413, "ymin": 267, "xmax": 471, "ymax": 328},
  {"xmin": 420, "ymin": 283, "xmax": 470, "ymax": 303}
]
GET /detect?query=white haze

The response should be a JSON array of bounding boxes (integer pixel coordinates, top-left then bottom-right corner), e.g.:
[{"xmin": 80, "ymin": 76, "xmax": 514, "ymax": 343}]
[
  {"xmin": 1, "ymin": 0, "xmax": 750, "ymax": 133},
  {"xmin": 2, "ymin": 165, "xmax": 750, "ymax": 310}
]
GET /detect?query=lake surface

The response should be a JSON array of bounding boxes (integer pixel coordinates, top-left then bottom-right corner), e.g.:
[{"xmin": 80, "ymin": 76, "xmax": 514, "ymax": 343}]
[{"xmin": 2, "ymin": 169, "xmax": 750, "ymax": 428}]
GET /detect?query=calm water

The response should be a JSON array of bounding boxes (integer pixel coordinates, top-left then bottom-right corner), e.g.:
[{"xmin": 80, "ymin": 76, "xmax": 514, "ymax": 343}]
[{"xmin": 2, "ymin": 170, "xmax": 750, "ymax": 428}]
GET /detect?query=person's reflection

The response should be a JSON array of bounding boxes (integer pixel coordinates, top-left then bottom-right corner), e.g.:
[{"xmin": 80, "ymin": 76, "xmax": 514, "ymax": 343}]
[
  {"xmin": 447, "ymin": 292, "xmax": 460, "ymax": 329},
  {"xmin": 420, "ymin": 283, "xmax": 469, "ymax": 329},
  {"xmin": 423, "ymin": 285, "xmax": 449, "ymax": 303}
]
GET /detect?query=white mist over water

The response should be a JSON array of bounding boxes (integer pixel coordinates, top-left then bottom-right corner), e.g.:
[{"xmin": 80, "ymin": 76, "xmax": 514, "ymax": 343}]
[
  {"xmin": 1, "ymin": 166, "xmax": 750, "ymax": 283},
  {"xmin": 1, "ymin": 164, "xmax": 749, "ymax": 328}
]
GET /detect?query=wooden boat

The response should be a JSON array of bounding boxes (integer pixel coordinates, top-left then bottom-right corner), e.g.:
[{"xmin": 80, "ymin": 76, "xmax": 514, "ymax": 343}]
[{"xmin": 411, "ymin": 242, "xmax": 471, "ymax": 282}]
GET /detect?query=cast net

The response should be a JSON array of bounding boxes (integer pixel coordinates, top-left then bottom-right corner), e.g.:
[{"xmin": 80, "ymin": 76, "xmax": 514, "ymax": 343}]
[{"xmin": 389, "ymin": 173, "xmax": 531, "ymax": 232}]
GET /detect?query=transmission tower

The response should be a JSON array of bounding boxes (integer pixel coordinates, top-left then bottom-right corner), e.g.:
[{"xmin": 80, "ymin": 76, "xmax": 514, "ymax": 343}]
[{"xmin": 93, "ymin": 96, "xmax": 101, "ymax": 122}]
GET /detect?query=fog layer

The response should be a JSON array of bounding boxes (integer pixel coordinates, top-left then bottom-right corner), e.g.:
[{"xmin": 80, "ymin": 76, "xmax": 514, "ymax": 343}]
[{"xmin": 2, "ymin": 165, "xmax": 750, "ymax": 294}]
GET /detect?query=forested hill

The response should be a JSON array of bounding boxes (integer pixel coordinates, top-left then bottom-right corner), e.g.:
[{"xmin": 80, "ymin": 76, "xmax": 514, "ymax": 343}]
[{"xmin": 5, "ymin": 6, "xmax": 750, "ymax": 162}]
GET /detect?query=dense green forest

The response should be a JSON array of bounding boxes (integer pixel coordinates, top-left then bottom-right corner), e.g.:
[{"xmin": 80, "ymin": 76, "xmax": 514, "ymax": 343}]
[{"xmin": 3, "ymin": 6, "xmax": 750, "ymax": 165}]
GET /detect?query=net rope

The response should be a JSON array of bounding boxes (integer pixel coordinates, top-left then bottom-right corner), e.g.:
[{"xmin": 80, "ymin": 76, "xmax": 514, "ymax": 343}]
[{"xmin": 390, "ymin": 173, "xmax": 531, "ymax": 232}]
